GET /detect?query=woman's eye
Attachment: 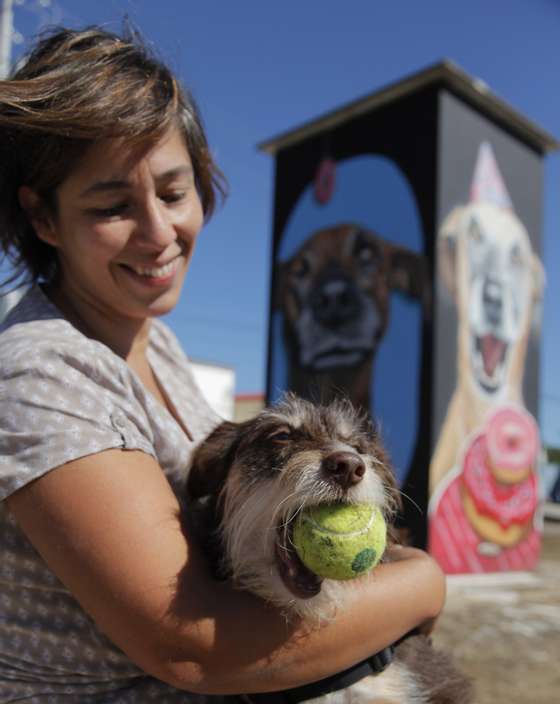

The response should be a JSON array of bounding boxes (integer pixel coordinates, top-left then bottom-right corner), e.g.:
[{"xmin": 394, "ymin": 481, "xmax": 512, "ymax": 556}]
[
  {"xmin": 161, "ymin": 191, "xmax": 186, "ymax": 204},
  {"xmin": 89, "ymin": 203, "xmax": 128, "ymax": 218}
]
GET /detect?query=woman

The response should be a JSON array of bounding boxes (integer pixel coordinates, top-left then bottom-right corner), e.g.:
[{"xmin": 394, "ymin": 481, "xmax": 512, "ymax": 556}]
[{"xmin": 0, "ymin": 26, "xmax": 445, "ymax": 702}]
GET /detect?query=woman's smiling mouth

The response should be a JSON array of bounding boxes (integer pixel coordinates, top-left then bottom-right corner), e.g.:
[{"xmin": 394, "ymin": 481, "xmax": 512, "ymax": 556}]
[{"xmin": 120, "ymin": 257, "xmax": 182, "ymax": 285}]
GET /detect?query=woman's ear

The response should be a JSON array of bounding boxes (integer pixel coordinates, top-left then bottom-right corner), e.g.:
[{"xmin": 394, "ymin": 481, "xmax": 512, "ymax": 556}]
[{"xmin": 18, "ymin": 186, "xmax": 58, "ymax": 247}]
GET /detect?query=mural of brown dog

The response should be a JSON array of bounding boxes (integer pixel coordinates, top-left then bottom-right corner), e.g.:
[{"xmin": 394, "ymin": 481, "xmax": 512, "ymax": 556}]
[{"xmin": 274, "ymin": 223, "xmax": 429, "ymax": 412}]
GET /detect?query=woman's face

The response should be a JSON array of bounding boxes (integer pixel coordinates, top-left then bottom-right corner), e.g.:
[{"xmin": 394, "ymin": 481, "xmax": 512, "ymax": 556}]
[{"xmin": 32, "ymin": 127, "xmax": 204, "ymax": 322}]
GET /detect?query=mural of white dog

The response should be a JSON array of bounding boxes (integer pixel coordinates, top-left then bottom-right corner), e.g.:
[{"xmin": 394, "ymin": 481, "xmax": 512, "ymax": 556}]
[
  {"xmin": 430, "ymin": 143, "xmax": 544, "ymax": 494},
  {"xmin": 428, "ymin": 142, "xmax": 544, "ymax": 574}
]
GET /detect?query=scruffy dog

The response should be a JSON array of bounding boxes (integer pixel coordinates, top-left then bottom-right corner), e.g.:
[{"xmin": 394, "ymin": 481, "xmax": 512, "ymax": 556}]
[
  {"xmin": 274, "ymin": 224, "xmax": 429, "ymax": 412},
  {"xmin": 186, "ymin": 395, "xmax": 473, "ymax": 704}
]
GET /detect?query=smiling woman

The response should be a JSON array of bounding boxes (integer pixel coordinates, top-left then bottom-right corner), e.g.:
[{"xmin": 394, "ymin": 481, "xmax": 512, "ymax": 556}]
[
  {"xmin": 18, "ymin": 128, "xmax": 204, "ymax": 342},
  {"xmin": 0, "ymin": 24, "xmax": 446, "ymax": 704}
]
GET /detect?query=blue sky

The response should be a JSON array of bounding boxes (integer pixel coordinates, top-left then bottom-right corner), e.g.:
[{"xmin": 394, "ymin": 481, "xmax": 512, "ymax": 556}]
[{"xmin": 9, "ymin": 0, "xmax": 560, "ymax": 445}]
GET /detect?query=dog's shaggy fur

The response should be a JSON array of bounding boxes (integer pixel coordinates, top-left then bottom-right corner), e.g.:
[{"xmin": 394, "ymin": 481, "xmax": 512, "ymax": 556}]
[{"xmin": 185, "ymin": 394, "xmax": 473, "ymax": 703}]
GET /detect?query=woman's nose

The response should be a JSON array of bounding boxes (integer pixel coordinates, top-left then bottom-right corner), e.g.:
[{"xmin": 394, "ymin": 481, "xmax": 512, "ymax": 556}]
[{"xmin": 134, "ymin": 199, "xmax": 176, "ymax": 249}]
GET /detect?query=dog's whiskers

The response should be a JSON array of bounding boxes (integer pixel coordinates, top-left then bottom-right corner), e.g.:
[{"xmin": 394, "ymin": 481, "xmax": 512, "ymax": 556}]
[{"xmin": 396, "ymin": 488, "xmax": 423, "ymax": 516}]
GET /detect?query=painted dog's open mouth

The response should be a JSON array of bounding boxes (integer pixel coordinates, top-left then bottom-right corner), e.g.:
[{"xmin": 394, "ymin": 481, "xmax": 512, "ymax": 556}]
[
  {"xmin": 309, "ymin": 347, "xmax": 370, "ymax": 371},
  {"xmin": 472, "ymin": 333, "xmax": 509, "ymax": 391},
  {"xmin": 275, "ymin": 520, "xmax": 323, "ymax": 599}
]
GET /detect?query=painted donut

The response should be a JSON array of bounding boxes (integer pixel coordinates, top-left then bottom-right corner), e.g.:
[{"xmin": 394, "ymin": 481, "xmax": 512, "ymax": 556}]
[
  {"xmin": 486, "ymin": 406, "xmax": 539, "ymax": 484},
  {"xmin": 461, "ymin": 432, "xmax": 537, "ymax": 547}
]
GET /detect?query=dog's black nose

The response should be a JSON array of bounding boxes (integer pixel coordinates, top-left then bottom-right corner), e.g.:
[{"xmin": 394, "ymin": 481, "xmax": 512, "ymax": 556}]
[
  {"xmin": 312, "ymin": 277, "xmax": 361, "ymax": 328},
  {"xmin": 322, "ymin": 451, "xmax": 365, "ymax": 488}
]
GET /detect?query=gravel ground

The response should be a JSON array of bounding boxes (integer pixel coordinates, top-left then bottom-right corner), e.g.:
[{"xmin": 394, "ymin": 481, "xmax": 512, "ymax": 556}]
[{"xmin": 432, "ymin": 518, "xmax": 560, "ymax": 704}]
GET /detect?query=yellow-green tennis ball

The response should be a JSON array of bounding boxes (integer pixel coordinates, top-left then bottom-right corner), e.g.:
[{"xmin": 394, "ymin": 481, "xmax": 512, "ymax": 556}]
[{"xmin": 293, "ymin": 504, "xmax": 387, "ymax": 581}]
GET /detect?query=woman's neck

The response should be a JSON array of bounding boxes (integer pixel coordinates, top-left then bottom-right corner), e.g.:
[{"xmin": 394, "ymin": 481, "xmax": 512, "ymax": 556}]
[{"xmin": 44, "ymin": 283, "xmax": 152, "ymax": 362}]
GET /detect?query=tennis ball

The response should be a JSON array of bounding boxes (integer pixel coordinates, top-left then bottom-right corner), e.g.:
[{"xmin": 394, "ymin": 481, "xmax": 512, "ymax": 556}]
[{"xmin": 292, "ymin": 503, "xmax": 387, "ymax": 581}]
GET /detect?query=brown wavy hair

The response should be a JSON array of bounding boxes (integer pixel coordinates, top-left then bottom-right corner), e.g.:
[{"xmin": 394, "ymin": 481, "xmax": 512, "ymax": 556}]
[{"xmin": 0, "ymin": 25, "xmax": 226, "ymax": 287}]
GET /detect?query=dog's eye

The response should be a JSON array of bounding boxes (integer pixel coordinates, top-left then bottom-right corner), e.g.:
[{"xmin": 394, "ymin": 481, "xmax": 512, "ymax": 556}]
[
  {"xmin": 347, "ymin": 441, "xmax": 365, "ymax": 454},
  {"xmin": 510, "ymin": 244, "xmax": 524, "ymax": 267},
  {"xmin": 354, "ymin": 243, "xmax": 378, "ymax": 270},
  {"xmin": 468, "ymin": 219, "xmax": 483, "ymax": 244},
  {"xmin": 268, "ymin": 428, "xmax": 292, "ymax": 443},
  {"xmin": 291, "ymin": 256, "xmax": 311, "ymax": 278},
  {"xmin": 357, "ymin": 245, "xmax": 374, "ymax": 262}
]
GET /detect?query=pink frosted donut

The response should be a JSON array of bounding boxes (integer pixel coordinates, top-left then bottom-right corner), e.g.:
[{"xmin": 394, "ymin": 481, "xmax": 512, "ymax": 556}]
[
  {"xmin": 462, "ymin": 433, "xmax": 537, "ymax": 527},
  {"xmin": 486, "ymin": 406, "xmax": 539, "ymax": 484}
]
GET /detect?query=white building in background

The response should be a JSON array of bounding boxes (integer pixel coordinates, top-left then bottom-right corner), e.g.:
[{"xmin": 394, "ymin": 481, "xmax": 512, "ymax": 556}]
[{"xmin": 188, "ymin": 360, "xmax": 235, "ymax": 421}]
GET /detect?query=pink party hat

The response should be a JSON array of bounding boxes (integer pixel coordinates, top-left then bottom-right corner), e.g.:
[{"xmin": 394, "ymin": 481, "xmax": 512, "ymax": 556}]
[{"xmin": 469, "ymin": 141, "xmax": 513, "ymax": 210}]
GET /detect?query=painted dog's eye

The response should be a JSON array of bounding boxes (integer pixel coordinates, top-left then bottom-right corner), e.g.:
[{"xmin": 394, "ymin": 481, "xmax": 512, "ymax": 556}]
[
  {"xmin": 357, "ymin": 245, "xmax": 374, "ymax": 262},
  {"xmin": 291, "ymin": 255, "xmax": 311, "ymax": 279},
  {"xmin": 468, "ymin": 218, "xmax": 483, "ymax": 244},
  {"xmin": 268, "ymin": 427, "xmax": 292, "ymax": 443},
  {"xmin": 352, "ymin": 231, "xmax": 379, "ymax": 269},
  {"xmin": 510, "ymin": 244, "xmax": 524, "ymax": 268}
]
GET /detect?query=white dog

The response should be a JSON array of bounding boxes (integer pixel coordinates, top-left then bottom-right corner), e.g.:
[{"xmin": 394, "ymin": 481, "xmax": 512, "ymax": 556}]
[{"xmin": 430, "ymin": 199, "xmax": 544, "ymax": 494}]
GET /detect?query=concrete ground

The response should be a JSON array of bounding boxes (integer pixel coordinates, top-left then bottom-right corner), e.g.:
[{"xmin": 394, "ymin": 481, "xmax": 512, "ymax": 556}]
[{"xmin": 432, "ymin": 516, "xmax": 560, "ymax": 703}]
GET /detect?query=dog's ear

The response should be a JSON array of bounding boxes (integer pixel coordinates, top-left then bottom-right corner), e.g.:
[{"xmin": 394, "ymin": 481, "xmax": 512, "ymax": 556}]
[
  {"xmin": 186, "ymin": 421, "xmax": 241, "ymax": 500},
  {"xmin": 387, "ymin": 246, "xmax": 429, "ymax": 298},
  {"xmin": 437, "ymin": 205, "xmax": 464, "ymax": 298},
  {"xmin": 386, "ymin": 245, "xmax": 432, "ymax": 318}
]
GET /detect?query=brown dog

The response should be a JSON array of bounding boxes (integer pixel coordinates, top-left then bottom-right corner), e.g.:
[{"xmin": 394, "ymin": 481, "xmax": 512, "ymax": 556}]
[
  {"xmin": 185, "ymin": 395, "xmax": 473, "ymax": 704},
  {"xmin": 429, "ymin": 202, "xmax": 544, "ymax": 495},
  {"xmin": 274, "ymin": 224, "xmax": 429, "ymax": 412}
]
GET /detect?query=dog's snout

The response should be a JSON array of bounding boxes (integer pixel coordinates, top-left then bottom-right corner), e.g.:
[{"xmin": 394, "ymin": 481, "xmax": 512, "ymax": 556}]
[
  {"xmin": 312, "ymin": 277, "xmax": 361, "ymax": 328},
  {"xmin": 483, "ymin": 277, "xmax": 503, "ymax": 326},
  {"xmin": 322, "ymin": 451, "xmax": 365, "ymax": 488}
]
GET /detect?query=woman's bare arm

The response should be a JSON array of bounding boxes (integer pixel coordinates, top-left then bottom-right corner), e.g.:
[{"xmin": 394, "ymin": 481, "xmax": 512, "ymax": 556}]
[{"xmin": 7, "ymin": 449, "xmax": 445, "ymax": 694}]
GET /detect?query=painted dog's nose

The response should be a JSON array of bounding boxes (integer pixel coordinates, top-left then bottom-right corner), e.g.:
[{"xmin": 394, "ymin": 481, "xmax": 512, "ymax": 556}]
[
  {"xmin": 483, "ymin": 277, "xmax": 503, "ymax": 326},
  {"xmin": 312, "ymin": 277, "xmax": 361, "ymax": 328},
  {"xmin": 322, "ymin": 451, "xmax": 366, "ymax": 488}
]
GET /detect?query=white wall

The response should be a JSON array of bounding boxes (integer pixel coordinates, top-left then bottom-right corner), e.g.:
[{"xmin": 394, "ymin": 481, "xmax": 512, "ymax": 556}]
[{"xmin": 190, "ymin": 360, "xmax": 235, "ymax": 421}]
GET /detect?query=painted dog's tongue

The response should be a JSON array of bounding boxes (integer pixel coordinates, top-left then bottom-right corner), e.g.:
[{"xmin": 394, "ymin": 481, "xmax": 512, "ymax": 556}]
[{"xmin": 481, "ymin": 334, "xmax": 506, "ymax": 377}]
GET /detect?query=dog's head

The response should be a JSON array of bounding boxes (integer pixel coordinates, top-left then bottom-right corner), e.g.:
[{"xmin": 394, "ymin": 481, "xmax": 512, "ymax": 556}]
[
  {"xmin": 438, "ymin": 202, "xmax": 544, "ymax": 396},
  {"xmin": 185, "ymin": 394, "xmax": 400, "ymax": 619},
  {"xmin": 275, "ymin": 223, "xmax": 428, "ymax": 374}
]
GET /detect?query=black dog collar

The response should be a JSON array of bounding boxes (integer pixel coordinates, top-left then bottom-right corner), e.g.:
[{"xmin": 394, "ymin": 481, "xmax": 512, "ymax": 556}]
[{"xmin": 237, "ymin": 645, "xmax": 394, "ymax": 704}]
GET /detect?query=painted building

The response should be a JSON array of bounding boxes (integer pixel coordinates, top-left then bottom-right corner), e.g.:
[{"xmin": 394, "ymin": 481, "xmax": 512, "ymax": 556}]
[{"xmin": 260, "ymin": 61, "xmax": 558, "ymax": 572}]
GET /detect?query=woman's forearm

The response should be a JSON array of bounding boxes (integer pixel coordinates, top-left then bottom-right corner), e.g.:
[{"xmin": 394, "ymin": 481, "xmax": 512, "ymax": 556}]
[
  {"xmin": 7, "ymin": 451, "xmax": 444, "ymax": 696},
  {"xmin": 158, "ymin": 546, "xmax": 446, "ymax": 694}
]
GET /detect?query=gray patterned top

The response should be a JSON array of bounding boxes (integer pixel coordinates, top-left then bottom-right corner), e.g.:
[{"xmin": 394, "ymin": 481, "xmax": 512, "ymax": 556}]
[{"xmin": 0, "ymin": 286, "xmax": 221, "ymax": 702}]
